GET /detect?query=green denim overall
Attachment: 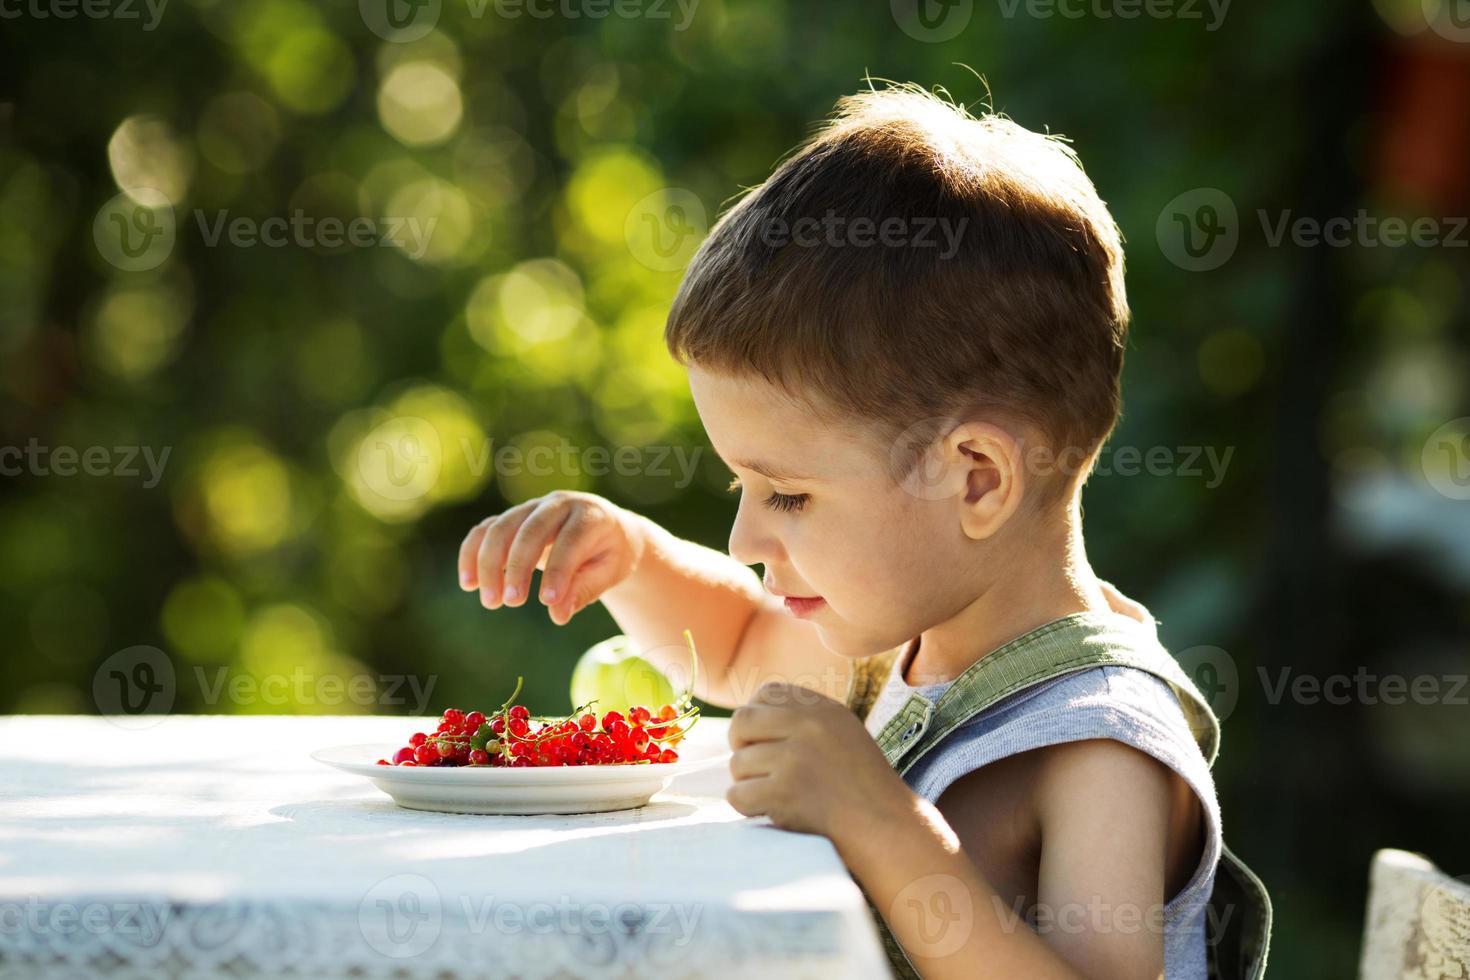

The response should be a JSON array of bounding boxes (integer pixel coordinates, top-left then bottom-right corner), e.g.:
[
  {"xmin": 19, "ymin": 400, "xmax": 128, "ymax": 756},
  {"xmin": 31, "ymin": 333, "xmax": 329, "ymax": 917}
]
[{"xmin": 842, "ymin": 612, "xmax": 1273, "ymax": 980}]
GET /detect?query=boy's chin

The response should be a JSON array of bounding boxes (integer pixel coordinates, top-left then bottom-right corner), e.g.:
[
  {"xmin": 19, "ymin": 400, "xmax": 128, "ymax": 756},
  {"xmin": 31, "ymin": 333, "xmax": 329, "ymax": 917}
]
[{"xmin": 813, "ymin": 622, "xmax": 897, "ymax": 661}]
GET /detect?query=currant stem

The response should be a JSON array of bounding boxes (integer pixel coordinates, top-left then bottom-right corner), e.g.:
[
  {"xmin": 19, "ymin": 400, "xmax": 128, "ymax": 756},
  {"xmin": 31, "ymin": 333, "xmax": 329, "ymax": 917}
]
[
  {"xmin": 533, "ymin": 696, "xmax": 599, "ymax": 723},
  {"xmin": 495, "ymin": 676, "xmax": 524, "ymax": 764},
  {"xmin": 681, "ymin": 628, "xmax": 698, "ymax": 706},
  {"xmin": 497, "ymin": 676, "xmax": 524, "ymax": 713},
  {"xmin": 649, "ymin": 705, "xmax": 700, "ymax": 733}
]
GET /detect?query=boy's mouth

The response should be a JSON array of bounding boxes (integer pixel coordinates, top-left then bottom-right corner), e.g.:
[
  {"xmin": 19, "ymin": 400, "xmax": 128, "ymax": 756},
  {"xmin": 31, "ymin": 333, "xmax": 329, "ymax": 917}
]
[
  {"xmin": 782, "ymin": 596, "xmax": 825, "ymax": 617},
  {"xmin": 767, "ymin": 581, "xmax": 825, "ymax": 618}
]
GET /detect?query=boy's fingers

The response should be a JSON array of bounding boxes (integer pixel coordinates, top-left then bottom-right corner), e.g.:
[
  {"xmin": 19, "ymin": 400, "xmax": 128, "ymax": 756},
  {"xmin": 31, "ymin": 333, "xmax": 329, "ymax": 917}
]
[
  {"xmin": 725, "ymin": 774, "xmax": 772, "ymax": 818},
  {"xmin": 501, "ymin": 500, "xmax": 573, "ymax": 607},
  {"xmin": 549, "ymin": 552, "xmax": 619, "ymax": 625},
  {"xmin": 729, "ymin": 741, "xmax": 783, "ymax": 781},
  {"xmin": 475, "ymin": 503, "xmax": 537, "ymax": 607},
  {"xmin": 728, "ymin": 704, "xmax": 788, "ymax": 748},
  {"xmin": 458, "ymin": 518, "xmax": 493, "ymax": 590},
  {"xmin": 547, "ymin": 580, "xmax": 587, "ymax": 625},
  {"xmin": 538, "ymin": 508, "xmax": 594, "ymax": 606}
]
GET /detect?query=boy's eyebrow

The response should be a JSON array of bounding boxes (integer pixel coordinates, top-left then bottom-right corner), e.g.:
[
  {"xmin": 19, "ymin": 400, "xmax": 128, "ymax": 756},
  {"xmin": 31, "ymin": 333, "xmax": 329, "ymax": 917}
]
[{"xmin": 730, "ymin": 458, "xmax": 820, "ymax": 481}]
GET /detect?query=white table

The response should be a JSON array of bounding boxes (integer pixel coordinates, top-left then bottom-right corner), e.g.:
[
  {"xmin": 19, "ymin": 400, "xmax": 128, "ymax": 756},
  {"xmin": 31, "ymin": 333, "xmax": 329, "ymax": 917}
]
[{"xmin": 0, "ymin": 716, "xmax": 891, "ymax": 979}]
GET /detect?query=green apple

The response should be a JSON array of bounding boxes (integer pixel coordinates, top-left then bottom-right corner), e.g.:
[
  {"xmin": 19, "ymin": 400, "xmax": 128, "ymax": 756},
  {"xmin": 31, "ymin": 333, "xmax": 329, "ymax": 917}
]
[{"xmin": 570, "ymin": 634, "xmax": 676, "ymax": 715}]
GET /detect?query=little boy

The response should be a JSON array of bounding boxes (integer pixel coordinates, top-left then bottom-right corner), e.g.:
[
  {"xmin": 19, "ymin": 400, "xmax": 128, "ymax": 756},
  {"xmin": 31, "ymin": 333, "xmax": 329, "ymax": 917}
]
[{"xmin": 458, "ymin": 84, "xmax": 1271, "ymax": 979}]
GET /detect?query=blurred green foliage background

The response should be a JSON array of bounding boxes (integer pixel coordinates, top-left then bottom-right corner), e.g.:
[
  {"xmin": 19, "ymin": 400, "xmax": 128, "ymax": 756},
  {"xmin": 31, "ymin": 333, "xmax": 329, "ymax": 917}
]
[{"xmin": 3, "ymin": 0, "xmax": 1470, "ymax": 975}]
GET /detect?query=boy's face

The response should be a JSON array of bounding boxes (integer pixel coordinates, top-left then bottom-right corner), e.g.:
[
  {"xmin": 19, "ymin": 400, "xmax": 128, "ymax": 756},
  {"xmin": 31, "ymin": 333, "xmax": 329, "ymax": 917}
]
[{"xmin": 687, "ymin": 364, "xmax": 986, "ymax": 660}]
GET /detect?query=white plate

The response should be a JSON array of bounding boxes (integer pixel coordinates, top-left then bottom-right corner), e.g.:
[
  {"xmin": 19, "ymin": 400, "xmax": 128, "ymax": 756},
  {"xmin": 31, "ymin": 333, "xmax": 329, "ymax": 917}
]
[{"xmin": 312, "ymin": 741, "xmax": 733, "ymax": 815}]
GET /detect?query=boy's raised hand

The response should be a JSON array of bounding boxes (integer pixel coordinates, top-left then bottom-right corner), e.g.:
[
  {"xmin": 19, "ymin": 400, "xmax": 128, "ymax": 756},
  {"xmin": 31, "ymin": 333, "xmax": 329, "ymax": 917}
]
[{"xmin": 458, "ymin": 491, "xmax": 646, "ymax": 625}]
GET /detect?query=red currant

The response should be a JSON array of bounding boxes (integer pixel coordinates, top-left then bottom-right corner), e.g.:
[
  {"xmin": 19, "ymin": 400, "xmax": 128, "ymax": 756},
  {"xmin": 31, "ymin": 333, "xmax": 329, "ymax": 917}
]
[{"xmin": 401, "ymin": 680, "xmax": 697, "ymax": 769}]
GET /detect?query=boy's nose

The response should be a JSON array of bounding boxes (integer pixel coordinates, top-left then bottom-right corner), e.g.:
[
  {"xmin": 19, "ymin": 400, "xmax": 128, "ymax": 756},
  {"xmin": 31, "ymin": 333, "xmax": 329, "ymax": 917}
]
[{"xmin": 728, "ymin": 501, "xmax": 781, "ymax": 566}]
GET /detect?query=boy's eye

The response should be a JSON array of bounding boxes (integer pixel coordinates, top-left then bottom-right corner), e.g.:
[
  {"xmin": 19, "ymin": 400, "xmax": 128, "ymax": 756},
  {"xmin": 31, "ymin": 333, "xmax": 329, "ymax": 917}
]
[
  {"xmin": 763, "ymin": 491, "xmax": 809, "ymax": 513},
  {"xmin": 726, "ymin": 476, "xmax": 808, "ymax": 513}
]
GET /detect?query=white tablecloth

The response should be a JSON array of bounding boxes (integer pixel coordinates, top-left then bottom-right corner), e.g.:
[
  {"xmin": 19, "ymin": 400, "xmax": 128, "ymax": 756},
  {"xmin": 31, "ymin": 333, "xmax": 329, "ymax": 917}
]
[{"xmin": 0, "ymin": 716, "xmax": 890, "ymax": 979}]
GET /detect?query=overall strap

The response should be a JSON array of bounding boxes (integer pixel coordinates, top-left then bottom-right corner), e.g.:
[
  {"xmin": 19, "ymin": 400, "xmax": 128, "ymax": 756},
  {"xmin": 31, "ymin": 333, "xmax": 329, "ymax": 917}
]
[{"xmin": 868, "ymin": 612, "xmax": 1221, "ymax": 775}]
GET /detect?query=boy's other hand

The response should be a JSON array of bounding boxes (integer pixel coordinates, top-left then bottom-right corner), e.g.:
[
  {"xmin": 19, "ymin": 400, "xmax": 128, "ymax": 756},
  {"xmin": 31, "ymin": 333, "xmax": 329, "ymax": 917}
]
[
  {"xmin": 726, "ymin": 681, "xmax": 914, "ymax": 843},
  {"xmin": 458, "ymin": 491, "xmax": 647, "ymax": 625}
]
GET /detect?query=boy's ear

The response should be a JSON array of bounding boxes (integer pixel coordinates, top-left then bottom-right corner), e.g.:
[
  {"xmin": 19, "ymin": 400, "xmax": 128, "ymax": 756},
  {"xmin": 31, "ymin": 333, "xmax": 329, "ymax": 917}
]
[{"xmin": 944, "ymin": 422, "xmax": 1025, "ymax": 540}]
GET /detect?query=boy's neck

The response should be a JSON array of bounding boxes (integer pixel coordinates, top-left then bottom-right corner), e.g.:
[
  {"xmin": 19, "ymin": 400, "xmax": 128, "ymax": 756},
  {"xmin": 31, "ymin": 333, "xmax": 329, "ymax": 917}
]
[{"xmin": 902, "ymin": 506, "xmax": 1109, "ymax": 687}]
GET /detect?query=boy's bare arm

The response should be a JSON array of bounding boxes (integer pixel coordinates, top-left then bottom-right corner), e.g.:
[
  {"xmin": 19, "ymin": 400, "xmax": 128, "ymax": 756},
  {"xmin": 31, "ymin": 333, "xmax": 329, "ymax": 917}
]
[
  {"xmin": 600, "ymin": 511, "xmax": 852, "ymax": 709},
  {"xmin": 839, "ymin": 793, "xmax": 1087, "ymax": 980},
  {"xmin": 838, "ymin": 739, "xmax": 1174, "ymax": 980},
  {"xmin": 1029, "ymin": 739, "xmax": 1174, "ymax": 979}
]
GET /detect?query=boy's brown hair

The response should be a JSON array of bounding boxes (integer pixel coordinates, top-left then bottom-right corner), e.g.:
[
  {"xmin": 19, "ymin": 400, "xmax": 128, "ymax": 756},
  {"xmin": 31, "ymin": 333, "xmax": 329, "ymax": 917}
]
[{"xmin": 664, "ymin": 83, "xmax": 1130, "ymax": 495}]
